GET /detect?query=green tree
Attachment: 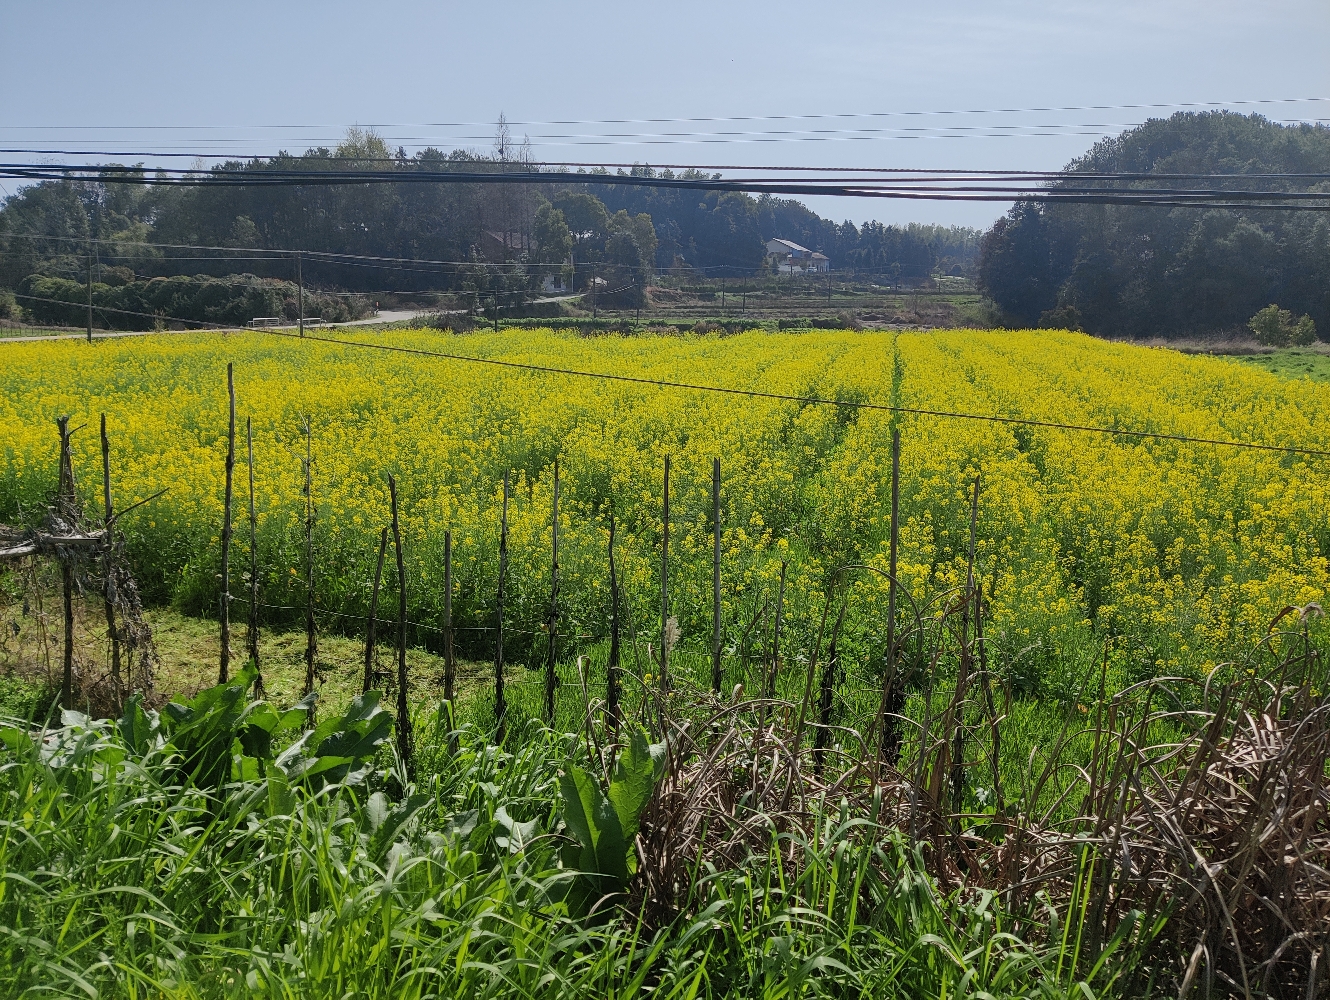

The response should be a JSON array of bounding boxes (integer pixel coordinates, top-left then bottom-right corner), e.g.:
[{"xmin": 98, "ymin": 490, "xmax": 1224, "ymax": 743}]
[{"xmin": 533, "ymin": 204, "xmax": 573, "ymax": 265}]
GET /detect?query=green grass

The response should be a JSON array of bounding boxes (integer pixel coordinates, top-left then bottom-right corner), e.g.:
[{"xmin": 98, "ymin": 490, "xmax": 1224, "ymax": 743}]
[
  {"xmin": 0, "ymin": 672, "xmax": 1156, "ymax": 999},
  {"xmin": 1230, "ymin": 345, "xmax": 1330, "ymax": 382}
]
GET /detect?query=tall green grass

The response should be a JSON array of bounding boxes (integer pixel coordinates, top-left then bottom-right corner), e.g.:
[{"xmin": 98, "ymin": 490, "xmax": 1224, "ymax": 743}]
[{"xmin": 0, "ymin": 682, "xmax": 1147, "ymax": 999}]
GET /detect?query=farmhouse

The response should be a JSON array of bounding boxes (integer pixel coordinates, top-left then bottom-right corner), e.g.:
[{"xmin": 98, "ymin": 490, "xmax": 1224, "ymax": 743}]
[
  {"xmin": 479, "ymin": 230, "xmax": 531, "ymax": 263},
  {"xmin": 765, "ymin": 238, "xmax": 830, "ymax": 273}
]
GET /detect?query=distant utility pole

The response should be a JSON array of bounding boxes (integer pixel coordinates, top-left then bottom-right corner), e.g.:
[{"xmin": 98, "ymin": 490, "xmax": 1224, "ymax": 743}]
[
  {"xmin": 86, "ymin": 249, "xmax": 93, "ymax": 344},
  {"xmin": 296, "ymin": 253, "xmax": 305, "ymax": 337}
]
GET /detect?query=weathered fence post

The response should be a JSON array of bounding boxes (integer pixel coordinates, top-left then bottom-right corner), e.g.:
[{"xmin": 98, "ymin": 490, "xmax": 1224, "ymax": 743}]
[
  {"xmin": 99, "ymin": 414, "xmax": 122, "ymax": 709},
  {"xmin": 950, "ymin": 475, "xmax": 981, "ymax": 817},
  {"xmin": 219, "ymin": 363, "xmax": 235, "ymax": 684},
  {"xmin": 814, "ymin": 594, "xmax": 850, "ymax": 775},
  {"xmin": 711, "ymin": 457, "xmax": 722, "ymax": 694},
  {"xmin": 443, "ymin": 529, "xmax": 455, "ymax": 705},
  {"xmin": 660, "ymin": 454, "xmax": 670, "ymax": 688},
  {"xmin": 57, "ymin": 416, "xmax": 76, "ymax": 711},
  {"xmin": 544, "ymin": 458, "xmax": 560, "ymax": 722},
  {"xmin": 495, "ymin": 472, "xmax": 509, "ymax": 741},
  {"xmin": 363, "ymin": 527, "xmax": 388, "ymax": 694},
  {"xmin": 875, "ymin": 428, "xmax": 903, "ymax": 770},
  {"xmin": 245, "ymin": 416, "xmax": 262, "ymax": 691},
  {"xmin": 301, "ymin": 418, "xmax": 317, "ymax": 715},
  {"xmin": 389, "ymin": 474, "xmax": 413, "ymax": 780},
  {"xmin": 606, "ymin": 510, "xmax": 621, "ymax": 738}
]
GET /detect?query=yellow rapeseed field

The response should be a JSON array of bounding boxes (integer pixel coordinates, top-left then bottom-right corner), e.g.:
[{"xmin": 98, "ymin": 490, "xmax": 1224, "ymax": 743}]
[{"xmin": 2, "ymin": 327, "xmax": 1327, "ymax": 695}]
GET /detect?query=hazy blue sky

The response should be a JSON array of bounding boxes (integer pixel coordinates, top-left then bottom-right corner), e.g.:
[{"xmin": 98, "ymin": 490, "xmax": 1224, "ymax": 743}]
[{"xmin": 3, "ymin": 0, "xmax": 1328, "ymax": 228}]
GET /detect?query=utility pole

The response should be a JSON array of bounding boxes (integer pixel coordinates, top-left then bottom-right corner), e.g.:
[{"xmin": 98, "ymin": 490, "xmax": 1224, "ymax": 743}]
[
  {"xmin": 592, "ymin": 273, "xmax": 598, "ymax": 319},
  {"xmin": 296, "ymin": 253, "xmax": 305, "ymax": 337},
  {"xmin": 86, "ymin": 250, "xmax": 93, "ymax": 344}
]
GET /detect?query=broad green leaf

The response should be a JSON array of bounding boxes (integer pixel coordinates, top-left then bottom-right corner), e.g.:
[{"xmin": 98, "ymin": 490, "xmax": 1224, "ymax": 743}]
[{"xmin": 608, "ymin": 727, "xmax": 660, "ymax": 844}]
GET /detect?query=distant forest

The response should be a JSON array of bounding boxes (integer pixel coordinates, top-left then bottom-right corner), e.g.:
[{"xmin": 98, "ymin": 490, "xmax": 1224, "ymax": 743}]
[
  {"xmin": 0, "ymin": 123, "xmax": 979, "ymax": 323},
  {"xmin": 977, "ymin": 112, "xmax": 1330, "ymax": 339}
]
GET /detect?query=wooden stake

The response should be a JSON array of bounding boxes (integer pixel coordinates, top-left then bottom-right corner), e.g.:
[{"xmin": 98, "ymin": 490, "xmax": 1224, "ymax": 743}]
[
  {"xmin": 219, "ymin": 363, "xmax": 235, "ymax": 684},
  {"xmin": 660, "ymin": 454, "xmax": 670, "ymax": 688},
  {"xmin": 768, "ymin": 560, "xmax": 787, "ymax": 701},
  {"xmin": 950, "ymin": 475, "xmax": 981, "ymax": 817},
  {"xmin": 495, "ymin": 472, "xmax": 509, "ymax": 741},
  {"xmin": 99, "ymin": 414, "xmax": 122, "ymax": 709},
  {"xmin": 544, "ymin": 458, "xmax": 560, "ymax": 722},
  {"xmin": 443, "ymin": 529, "xmax": 455, "ymax": 705},
  {"xmin": 57, "ymin": 416, "xmax": 76, "ymax": 711},
  {"xmin": 389, "ymin": 475, "xmax": 413, "ymax": 780},
  {"xmin": 711, "ymin": 457, "xmax": 722, "ymax": 694},
  {"xmin": 246, "ymin": 417, "xmax": 262, "ymax": 689},
  {"xmin": 875, "ymin": 428, "xmax": 902, "ymax": 769},
  {"xmin": 814, "ymin": 594, "xmax": 850, "ymax": 774},
  {"xmin": 301, "ymin": 418, "xmax": 317, "ymax": 714},
  {"xmin": 62, "ymin": 560, "xmax": 75, "ymax": 711},
  {"xmin": 607, "ymin": 510, "xmax": 621, "ymax": 738},
  {"xmin": 362, "ymin": 527, "xmax": 388, "ymax": 694}
]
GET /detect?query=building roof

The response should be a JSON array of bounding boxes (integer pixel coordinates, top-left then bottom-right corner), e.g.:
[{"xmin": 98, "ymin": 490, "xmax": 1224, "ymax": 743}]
[
  {"xmin": 767, "ymin": 237, "xmax": 810, "ymax": 254},
  {"xmin": 810, "ymin": 252, "xmax": 829, "ymax": 260}
]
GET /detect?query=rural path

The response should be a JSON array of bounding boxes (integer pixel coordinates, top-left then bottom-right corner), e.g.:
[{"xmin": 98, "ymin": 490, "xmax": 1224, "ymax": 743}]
[{"xmin": 0, "ymin": 308, "xmax": 435, "ymax": 343}]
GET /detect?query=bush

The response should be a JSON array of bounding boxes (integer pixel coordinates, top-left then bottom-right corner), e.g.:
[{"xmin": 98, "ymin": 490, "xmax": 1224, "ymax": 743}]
[
  {"xmin": 0, "ymin": 289, "xmax": 16, "ymax": 321},
  {"xmin": 1248, "ymin": 303, "xmax": 1317, "ymax": 347},
  {"xmin": 1038, "ymin": 304, "xmax": 1084, "ymax": 331}
]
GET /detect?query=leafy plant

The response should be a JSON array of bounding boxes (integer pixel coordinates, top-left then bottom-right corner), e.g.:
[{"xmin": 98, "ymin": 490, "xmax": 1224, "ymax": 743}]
[
  {"xmin": 1249, "ymin": 302, "xmax": 1317, "ymax": 346},
  {"xmin": 560, "ymin": 726, "xmax": 665, "ymax": 913}
]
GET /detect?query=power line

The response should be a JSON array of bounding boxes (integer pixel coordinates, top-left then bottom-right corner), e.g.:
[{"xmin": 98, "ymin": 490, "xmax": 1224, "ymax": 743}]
[
  {"xmin": 4, "ymin": 163, "xmax": 1328, "ymax": 211},
  {"xmin": 4, "ymin": 96, "xmax": 1327, "ymax": 131}
]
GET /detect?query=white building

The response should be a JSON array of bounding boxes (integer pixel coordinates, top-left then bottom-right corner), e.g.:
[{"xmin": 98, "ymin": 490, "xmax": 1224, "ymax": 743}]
[{"xmin": 765, "ymin": 238, "xmax": 830, "ymax": 274}]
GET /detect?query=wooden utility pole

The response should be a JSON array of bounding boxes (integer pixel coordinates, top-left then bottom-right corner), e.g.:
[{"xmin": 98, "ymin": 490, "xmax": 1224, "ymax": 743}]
[
  {"xmin": 711, "ymin": 457, "xmax": 722, "ymax": 693},
  {"xmin": 543, "ymin": 458, "xmax": 560, "ymax": 722},
  {"xmin": 245, "ymin": 417, "xmax": 262, "ymax": 687},
  {"xmin": 100, "ymin": 414, "xmax": 122, "ymax": 708},
  {"xmin": 389, "ymin": 475, "xmax": 413, "ymax": 780},
  {"xmin": 494, "ymin": 472, "xmax": 510, "ymax": 740},
  {"xmin": 296, "ymin": 253, "xmax": 305, "ymax": 338},
  {"xmin": 219, "ymin": 363, "xmax": 235, "ymax": 684},
  {"xmin": 362, "ymin": 527, "xmax": 388, "ymax": 694},
  {"xmin": 659, "ymin": 454, "xmax": 670, "ymax": 688}
]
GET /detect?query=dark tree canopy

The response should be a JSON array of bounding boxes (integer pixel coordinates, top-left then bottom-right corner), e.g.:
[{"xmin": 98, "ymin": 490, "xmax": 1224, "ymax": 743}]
[{"xmin": 976, "ymin": 112, "xmax": 1330, "ymax": 338}]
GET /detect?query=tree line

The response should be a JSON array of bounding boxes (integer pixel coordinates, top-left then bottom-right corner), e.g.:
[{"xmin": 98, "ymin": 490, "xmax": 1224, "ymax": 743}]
[
  {"xmin": 0, "ymin": 121, "xmax": 983, "ymax": 325},
  {"xmin": 977, "ymin": 112, "xmax": 1330, "ymax": 340}
]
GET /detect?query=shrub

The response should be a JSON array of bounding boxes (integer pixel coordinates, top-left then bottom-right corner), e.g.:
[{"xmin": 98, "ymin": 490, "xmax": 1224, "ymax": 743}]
[{"xmin": 1248, "ymin": 303, "xmax": 1317, "ymax": 347}]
